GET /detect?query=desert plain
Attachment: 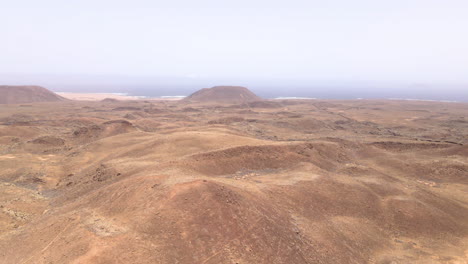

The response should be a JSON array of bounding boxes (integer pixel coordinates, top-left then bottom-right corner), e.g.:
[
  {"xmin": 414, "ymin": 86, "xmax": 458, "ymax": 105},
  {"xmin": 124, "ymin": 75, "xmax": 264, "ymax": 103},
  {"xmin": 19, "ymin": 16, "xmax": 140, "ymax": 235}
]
[{"xmin": 0, "ymin": 87, "xmax": 467, "ymax": 263}]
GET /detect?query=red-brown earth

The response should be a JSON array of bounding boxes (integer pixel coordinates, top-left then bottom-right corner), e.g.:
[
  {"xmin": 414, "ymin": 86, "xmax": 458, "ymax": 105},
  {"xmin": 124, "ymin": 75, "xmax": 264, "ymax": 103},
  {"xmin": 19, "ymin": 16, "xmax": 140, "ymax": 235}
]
[{"xmin": 0, "ymin": 95, "xmax": 467, "ymax": 263}]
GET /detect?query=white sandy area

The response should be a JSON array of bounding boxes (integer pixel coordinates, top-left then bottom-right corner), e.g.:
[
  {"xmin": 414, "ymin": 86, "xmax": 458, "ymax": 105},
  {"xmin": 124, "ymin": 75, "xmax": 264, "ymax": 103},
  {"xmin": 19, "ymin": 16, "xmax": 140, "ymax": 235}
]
[{"xmin": 57, "ymin": 92, "xmax": 184, "ymax": 101}]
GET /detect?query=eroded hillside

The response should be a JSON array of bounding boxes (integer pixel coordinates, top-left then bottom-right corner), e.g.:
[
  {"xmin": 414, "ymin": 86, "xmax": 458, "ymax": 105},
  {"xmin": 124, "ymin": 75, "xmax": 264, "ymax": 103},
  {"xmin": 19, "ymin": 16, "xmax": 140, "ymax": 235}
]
[{"xmin": 0, "ymin": 99, "xmax": 467, "ymax": 263}]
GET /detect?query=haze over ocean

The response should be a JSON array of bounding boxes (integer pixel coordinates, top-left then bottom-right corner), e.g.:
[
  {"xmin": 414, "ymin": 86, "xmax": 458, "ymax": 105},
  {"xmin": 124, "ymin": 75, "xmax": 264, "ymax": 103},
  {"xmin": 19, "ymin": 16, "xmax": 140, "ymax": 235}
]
[{"xmin": 1, "ymin": 0, "xmax": 467, "ymax": 101}]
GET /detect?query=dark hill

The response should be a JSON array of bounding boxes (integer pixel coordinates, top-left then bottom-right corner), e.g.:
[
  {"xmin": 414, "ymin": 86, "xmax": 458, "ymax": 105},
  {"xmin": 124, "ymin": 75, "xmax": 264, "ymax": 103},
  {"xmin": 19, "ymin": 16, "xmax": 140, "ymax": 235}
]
[
  {"xmin": 184, "ymin": 86, "xmax": 262, "ymax": 103},
  {"xmin": 0, "ymin": 85, "xmax": 67, "ymax": 104}
]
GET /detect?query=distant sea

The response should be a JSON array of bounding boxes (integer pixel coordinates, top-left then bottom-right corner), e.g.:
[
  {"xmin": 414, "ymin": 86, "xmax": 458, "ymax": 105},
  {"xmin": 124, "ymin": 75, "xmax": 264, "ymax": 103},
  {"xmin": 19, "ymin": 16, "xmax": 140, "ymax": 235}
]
[
  {"xmin": 124, "ymin": 87, "xmax": 468, "ymax": 102},
  {"xmin": 2, "ymin": 73, "xmax": 466, "ymax": 102},
  {"xmin": 52, "ymin": 85, "xmax": 468, "ymax": 102}
]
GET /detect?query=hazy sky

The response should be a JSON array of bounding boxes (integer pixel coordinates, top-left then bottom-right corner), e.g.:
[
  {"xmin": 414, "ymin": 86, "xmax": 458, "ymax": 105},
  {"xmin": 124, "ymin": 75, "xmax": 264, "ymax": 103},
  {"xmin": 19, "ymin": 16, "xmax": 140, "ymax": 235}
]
[{"xmin": 1, "ymin": 0, "xmax": 468, "ymax": 93}]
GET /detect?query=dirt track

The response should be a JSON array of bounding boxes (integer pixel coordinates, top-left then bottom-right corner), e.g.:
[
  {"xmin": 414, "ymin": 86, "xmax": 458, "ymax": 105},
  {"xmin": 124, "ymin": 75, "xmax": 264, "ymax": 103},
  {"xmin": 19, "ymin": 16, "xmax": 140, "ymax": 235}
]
[{"xmin": 0, "ymin": 99, "xmax": 467, "ymax": 263}]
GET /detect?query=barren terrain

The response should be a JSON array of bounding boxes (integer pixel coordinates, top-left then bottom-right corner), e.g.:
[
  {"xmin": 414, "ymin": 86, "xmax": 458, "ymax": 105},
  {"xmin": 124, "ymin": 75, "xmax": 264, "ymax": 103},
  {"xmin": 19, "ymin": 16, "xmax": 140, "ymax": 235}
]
[
  {"xmin": 0, "ymin": 86, "xmax": 67, "ymax": 104},
  {"xmin": 0, "ymin": 97, "xmax": 467, "ymax": 263}
]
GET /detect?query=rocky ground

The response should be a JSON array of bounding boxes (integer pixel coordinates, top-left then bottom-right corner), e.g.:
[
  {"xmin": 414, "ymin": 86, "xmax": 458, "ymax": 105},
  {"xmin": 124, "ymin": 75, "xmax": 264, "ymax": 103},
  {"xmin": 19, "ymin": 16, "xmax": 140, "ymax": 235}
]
[{"xmin": 0, "ymin": 99, "xmax": 467, "ymax": 263}]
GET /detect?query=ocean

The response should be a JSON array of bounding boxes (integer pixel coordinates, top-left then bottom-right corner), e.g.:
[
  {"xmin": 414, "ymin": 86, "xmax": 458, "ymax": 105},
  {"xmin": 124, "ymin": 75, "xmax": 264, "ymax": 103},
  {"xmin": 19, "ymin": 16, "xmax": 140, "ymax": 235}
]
[{"xmin": 111, "ymin": 85, "xmax": 468, "ymax": 102}]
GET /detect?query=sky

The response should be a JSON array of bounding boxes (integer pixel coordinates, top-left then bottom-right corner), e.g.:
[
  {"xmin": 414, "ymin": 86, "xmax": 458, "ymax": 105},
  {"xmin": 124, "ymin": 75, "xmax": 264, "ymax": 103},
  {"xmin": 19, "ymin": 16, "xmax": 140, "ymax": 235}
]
[{"xmin": 1, "ymin": 0, "xmax": 467, "ymax": 99}]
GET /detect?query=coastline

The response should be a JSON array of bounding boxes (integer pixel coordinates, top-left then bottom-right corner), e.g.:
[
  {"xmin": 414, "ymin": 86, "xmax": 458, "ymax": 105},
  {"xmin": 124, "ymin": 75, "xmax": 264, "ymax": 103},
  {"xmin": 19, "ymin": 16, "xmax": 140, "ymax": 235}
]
[{"xmin": 56, "ymin": 92, "xmax": 185, "ymax": 101}]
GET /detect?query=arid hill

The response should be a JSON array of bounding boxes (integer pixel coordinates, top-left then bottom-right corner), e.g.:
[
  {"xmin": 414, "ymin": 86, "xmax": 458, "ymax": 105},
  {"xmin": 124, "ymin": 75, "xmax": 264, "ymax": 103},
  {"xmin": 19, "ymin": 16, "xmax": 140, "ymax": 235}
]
[
  {"xmin": 184, "ymin": 86, "xmax": 262, "ymax": 103},
  {"xmin": 0, "ymin": 99, "xmax": 467, "ymax": 263},
  {"xmin": 101, "ymin": 98, "xmax": 120, "ymax": 103},
  {"xmin": 0, "ymin": 85, "xmax": 66, "ymax": 104}
]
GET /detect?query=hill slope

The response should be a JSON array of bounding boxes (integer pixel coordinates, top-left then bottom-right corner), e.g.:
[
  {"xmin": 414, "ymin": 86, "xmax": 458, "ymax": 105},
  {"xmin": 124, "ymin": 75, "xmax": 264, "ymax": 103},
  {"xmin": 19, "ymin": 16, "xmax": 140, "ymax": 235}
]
[
  {"xmin": 185, "ymin": 86, "xmax": 262, "ymax": 103},
  {"xmin": 0, "ymin": 85, "xmax": 67, "ymax": 104},
  {"xmin": 0, "ymin": 99, "xmax": 467, "ymax": 263}
]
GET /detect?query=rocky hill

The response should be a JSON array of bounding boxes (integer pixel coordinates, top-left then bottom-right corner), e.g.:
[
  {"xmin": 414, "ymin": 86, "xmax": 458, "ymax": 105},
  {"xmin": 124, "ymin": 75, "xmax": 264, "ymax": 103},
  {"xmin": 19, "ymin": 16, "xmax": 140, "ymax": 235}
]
[
  {"xmin": 185, "ymin": 86, "xmax": 261, "ymax": 103},
  {"xmin": 0, "ymin": 85, "xmax": 67, "ymax": 104}
]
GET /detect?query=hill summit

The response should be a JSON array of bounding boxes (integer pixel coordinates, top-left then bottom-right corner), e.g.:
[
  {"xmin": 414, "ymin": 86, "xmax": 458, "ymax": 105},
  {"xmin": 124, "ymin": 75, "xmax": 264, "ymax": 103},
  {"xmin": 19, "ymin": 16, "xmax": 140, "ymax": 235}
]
[
  {"xmin": 185, "ymin": 86, "xmax": 261, "ymax": 103},
  {"xmin": 0, "ymin": 85, "xmax": 67, "ymax": 104}
]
